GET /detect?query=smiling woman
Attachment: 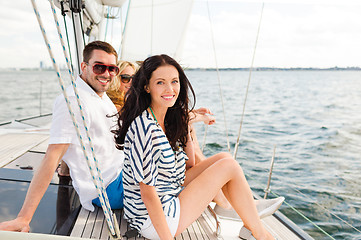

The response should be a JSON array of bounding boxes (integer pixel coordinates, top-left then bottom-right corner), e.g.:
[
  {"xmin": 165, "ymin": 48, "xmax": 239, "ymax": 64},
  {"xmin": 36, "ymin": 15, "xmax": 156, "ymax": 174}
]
[
  {"xmin": 144, "ymin": 65, "xmax": 181, "ymax": 112},
  {"xmin": 106, "ymin": 61, "xmax": 138, "ymax": 111},
  {"xmin": 114, "ymin": 54, "xmax": 280, "ymax": 240}
]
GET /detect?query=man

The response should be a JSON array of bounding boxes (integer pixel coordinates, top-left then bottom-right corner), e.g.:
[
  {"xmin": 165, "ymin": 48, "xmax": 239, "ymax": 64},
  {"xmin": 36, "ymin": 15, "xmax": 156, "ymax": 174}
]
[{"xmin": 0, "ymin": 41, "xmax": 124, "ymax": 232}]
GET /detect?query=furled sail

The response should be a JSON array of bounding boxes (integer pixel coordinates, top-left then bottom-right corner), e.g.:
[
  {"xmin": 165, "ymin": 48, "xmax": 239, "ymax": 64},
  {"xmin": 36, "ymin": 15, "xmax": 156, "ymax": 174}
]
[
  {"xmin": 54, "ymin": 0, "xmax": 127, "ymax": 39},
  {"xmin": 121, "ymin": 0, "xmax": 194, "ymax": 62}
]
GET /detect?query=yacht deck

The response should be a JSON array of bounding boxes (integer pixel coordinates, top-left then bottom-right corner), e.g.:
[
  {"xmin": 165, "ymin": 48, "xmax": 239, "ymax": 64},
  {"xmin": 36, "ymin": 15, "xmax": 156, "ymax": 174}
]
[{"xmin": 0, "ymin": 115, "xmax": 313, "ymax": 240}]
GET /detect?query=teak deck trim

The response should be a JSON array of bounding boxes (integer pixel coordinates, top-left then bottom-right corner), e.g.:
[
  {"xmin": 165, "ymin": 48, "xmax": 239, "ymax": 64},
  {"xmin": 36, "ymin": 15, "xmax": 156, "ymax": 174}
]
[
  {"xmin": 0, "ymin": 133, "xmax": 49, "ymax": 168},
  {"xmin": 71, "ymin": 207, "xmax": 218, "ymax": 240}
]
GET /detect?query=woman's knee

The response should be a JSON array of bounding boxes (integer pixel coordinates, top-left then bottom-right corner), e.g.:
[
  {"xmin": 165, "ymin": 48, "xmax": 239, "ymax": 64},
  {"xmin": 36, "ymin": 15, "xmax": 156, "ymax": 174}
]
[
  {"xmin": 218, "ymin": 157, "xmax": 242, "ymax": 174},
  {"xmin": 214, "ymin": 152, "xmax": 233, "ymax": 160}
]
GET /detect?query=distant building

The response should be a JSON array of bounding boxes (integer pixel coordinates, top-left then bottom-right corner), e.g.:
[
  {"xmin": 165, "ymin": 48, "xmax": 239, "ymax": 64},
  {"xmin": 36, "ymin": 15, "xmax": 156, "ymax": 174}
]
[{"xmin": 40, "ymin": 61, "xmax": 44, "ymax": 70}]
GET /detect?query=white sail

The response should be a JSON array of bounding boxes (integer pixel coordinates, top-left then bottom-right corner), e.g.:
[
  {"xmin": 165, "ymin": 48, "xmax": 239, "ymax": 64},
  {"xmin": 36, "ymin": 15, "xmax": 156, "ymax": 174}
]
[{"xmin": 121, "ymin": 0, "xmax": 194, "ymax": 61}]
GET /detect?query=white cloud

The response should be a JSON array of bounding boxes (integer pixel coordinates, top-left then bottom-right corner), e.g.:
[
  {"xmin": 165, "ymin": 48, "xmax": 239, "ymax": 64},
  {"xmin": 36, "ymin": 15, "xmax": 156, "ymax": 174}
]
[
  {"xmin": 1, "ymin": 0, "xmax": 361, "ymax": 68},
  {"xmin": 182, "ymin": 1, "xmax": 361, "ymax": 68}
]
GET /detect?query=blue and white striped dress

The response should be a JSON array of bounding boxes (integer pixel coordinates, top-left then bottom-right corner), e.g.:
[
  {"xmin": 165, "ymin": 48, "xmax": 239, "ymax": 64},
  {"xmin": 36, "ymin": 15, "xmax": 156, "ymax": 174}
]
[{"xmin": 122, "ymin": 110, "xmax": 188, "ymax": 231}]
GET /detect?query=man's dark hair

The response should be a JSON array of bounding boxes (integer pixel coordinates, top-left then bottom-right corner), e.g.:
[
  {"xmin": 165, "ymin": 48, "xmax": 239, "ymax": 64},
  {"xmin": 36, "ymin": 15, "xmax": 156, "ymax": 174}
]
[{"xmin": 83, "ymin": 41, "xmax": 118, "ymax": 63}]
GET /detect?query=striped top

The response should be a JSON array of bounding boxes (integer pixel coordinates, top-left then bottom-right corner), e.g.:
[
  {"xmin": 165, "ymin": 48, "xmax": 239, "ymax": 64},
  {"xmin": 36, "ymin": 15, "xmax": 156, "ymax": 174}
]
[{"xmin": 122, "ymin": 110, "xmax": 188, "ymax": 231}]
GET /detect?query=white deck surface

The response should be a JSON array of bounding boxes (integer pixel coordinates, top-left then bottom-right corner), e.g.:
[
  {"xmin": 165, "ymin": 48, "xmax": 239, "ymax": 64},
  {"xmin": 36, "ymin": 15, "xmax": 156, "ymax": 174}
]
[
  {"xmin": 0, "ymin": 132, "xmax": 48, "ymax": 167},
  {"xmin": 70, "ymin": 204, "xmax": 303, "ymax": 240},
  {"xmin": 0, "ymin": 117, "xmax": 312, "ymax": 240}
]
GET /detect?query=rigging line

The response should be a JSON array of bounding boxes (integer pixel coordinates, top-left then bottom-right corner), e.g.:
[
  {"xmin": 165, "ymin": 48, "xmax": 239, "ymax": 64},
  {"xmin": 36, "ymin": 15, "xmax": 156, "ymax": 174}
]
[
  {"xmin": 117, "ymin": 6, "xmax": 123, "ymax": 59},
  {"xmin": 39, "ymin": 79, "xmax": 43, "ymax": 115},
  {"xmin": 293, "ymin": 188, "xmax": 361, "ymax": 234},
  {"xmin": 120, "ymin": 0, "xmax": 132, "ymax": 59},
  {"xmin": 201, "ymin": 124, "xmax": 208, "ymax": 152},
  {"xmin": 48, "ymin": 0, "xmax": 118, "ymax": 236},
  {"xmin": 104, "ymin": 6, "xmax": 110, "ymax": 41},
  {"xmin": 60, "ymin": 1, "xmax": 74, "ymax": 72},
  {"xmin": 78, "ymin": 10, "xmax": 86, "ymax": 46},
  {"xmin": 71, "ymin": 11, "xmax": 81, "ymax": 72},
  {"xmin": 206, "ymin": 0, "xmax": 231, "ymax": 152},
  {"xmin": 34, "ymin": 0, "xmax": 118, "ymax": 236},
  {"xmin": 245, "ymin": 170, "xmax": 346, "ymax": 239},
  {"xmin": 269, "ymin": 191, "xmax": 336, "ymax": 240},
  {"xmin": 335, "ymin": 173, "xmax": 360, "ymax": 186},
  {"xmin": 151, "ymin": 0, "xmax": 154, "ymax": 55},
  {"xmin": 62, "ymin": 13, "xmax": 74, "ymax": 72},
  {"xmin": 110, "ymin": 8, "xmax": 114, "ymax": 43},
  {"xmin": 233, "ymin": 2, "xmax": 264, "ymax": 159}
]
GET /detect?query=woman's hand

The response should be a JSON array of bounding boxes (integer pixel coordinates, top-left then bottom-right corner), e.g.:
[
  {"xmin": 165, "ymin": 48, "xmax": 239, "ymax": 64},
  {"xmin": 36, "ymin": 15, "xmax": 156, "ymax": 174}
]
[
  {"xmin": 189, "ymin": 108, "xmax": 215, "ymax": 125},
  {"xmin": 140, "ymin": 183, "xmax": 174, "ymax": 240}
]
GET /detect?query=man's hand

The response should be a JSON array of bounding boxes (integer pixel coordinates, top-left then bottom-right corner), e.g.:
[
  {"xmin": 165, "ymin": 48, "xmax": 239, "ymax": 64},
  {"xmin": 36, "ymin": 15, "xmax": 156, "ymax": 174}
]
[
  {"xmin": 0, "ymin": 143, "xmax": 69, "ymax": 233},
  {"xmin": 0, "ymin": 217, "xmax": 30, "ymax": 232}
]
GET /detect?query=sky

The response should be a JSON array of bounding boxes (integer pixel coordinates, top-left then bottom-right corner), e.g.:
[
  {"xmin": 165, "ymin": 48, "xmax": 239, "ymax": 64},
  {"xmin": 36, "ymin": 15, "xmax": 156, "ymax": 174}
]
[{"xmin": 1, "ymin": 0, "xmax": 361, "ymax": 69}]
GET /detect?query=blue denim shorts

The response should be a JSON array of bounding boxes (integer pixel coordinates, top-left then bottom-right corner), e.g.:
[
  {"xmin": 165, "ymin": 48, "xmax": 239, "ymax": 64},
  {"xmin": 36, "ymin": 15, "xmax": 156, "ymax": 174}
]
[{"xmin": 92, "ymin": 171, "xmax": 124, "ymax": 209}]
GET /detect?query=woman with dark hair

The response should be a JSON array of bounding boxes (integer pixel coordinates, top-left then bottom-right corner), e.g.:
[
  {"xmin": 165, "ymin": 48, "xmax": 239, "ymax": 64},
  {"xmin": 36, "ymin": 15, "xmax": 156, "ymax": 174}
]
[{"xmin": 115, "ymin": 54, "xmax": 275, "ymax": 240}]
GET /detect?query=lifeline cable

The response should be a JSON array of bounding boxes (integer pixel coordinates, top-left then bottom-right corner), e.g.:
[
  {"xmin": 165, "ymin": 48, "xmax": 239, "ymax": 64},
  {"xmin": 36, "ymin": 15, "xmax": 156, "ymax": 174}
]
[
  {"xmin": 31, "ymin": 0, "xmax": 118, "ymax": 236},
  {"xmin": 206, "ymin": 0, "xmax": 231, "ymax": 153},
  {"xmin": 246, "ymin": 170, "xmax": 339, "ymax": 239},
  {"xmin": 292, "ymin": 188, "xmax": 361, "ymax": 234},
  {"xmin": 233, "ymin": 3, "xmax": 264, "ymax": 159},
  {"xmin": 269, "ymin": 191, "xmax": 336, "ymax": 239}
]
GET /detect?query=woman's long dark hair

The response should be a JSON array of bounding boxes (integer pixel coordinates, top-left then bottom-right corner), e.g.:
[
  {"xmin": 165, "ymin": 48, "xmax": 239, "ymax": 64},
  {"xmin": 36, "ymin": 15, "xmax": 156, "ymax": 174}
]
[{"xmin": 114, "ymin": 54, "xmax": 195, "ymax": 150}]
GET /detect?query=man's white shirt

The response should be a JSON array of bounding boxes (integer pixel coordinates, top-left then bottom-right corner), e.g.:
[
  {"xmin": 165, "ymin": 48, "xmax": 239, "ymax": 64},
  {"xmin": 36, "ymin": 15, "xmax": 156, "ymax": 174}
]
[{"xmin": 49, "ymin": 76, "xmax": 123, "ymax": 211}]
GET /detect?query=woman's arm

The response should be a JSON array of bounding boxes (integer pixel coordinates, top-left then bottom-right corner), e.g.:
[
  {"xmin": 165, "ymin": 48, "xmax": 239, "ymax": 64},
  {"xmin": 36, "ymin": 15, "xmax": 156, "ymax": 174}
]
[
  {"xmin": 184, "ymin": 130, "xmax": 195, "ymax": 168},
  {"xmin": 140, "ymin": 182, "xmax": 173, "ymax": 240}
]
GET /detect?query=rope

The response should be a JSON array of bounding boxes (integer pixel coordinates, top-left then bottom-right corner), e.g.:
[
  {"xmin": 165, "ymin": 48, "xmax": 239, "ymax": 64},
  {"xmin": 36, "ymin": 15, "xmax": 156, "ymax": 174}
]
[
  {"xmin": 269, "ymin": 191, "xmax": 336, "ymax": 239},
  {"xmin": 78, "ymin": 10, "xmax": 86, "ymax": 47},
  {"xmin": 120, "ymin": 0, "xmax": 132, "ymax": 59},
  {"xmin": 104, "ymin": 6, "xmax": 110, "ymax": 41},
  {"xmin": 201, "ymin": 125, "xmax": 208, "ymax": 152},
  {"xmin": 32, "ymin": 0, "xmax": 118, "ymax": 236},
  {"xmin": 63, "ymin": 15, "xmax": 74, "ymax": 71},
  {"xmin": 233, "ymin": 3, "xmax": 264, "ymax": 159},
  {"xmin": 48, "ymin": 1, "xmax": 118, "ymax": 237},
  {"xmin": 117, "ymin": 7, "xmax": 123, "ymax": 59},
  {"xmin": 151, "ymin": 0, "xmax": 154, "ymax": 55},
  {"xmin": 71, "ymin": 10, "xmax": 81, "ymax": 72},
  {"xmin": 247, "ymin": 170, "xmax": 355, "ymax": 238},
  {"xmin": 206, "ymin": 0, "xmax": 231, "ymax": 152},
  {"xmin": 292, "ymin": 188, "xmax": 361, "ymax": 234}
]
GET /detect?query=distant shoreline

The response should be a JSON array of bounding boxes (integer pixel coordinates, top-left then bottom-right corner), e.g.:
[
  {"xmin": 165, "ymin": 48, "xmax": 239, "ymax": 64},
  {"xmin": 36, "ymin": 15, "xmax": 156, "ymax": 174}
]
[
  {"xmin": 1, "ymin": 66, "xmax": 361, "ymax": 71},
  {"xmin": 185, "ymin": 66, "xmax": 361, "ymax": 71}
]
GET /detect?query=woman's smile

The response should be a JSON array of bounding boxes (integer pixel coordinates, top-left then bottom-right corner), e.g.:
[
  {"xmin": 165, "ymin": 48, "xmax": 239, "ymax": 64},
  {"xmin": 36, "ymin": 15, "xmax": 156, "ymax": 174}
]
[{"xmin": 146, "ymin": 65, "xmax": 180, "ymax": 110}]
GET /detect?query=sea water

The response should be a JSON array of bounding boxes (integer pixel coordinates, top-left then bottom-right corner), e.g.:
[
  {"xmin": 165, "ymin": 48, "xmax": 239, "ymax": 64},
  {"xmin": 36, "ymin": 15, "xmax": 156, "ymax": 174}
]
[{"xmin": 0, "ymin": 69, "xmax": 360, "ymax": 239}]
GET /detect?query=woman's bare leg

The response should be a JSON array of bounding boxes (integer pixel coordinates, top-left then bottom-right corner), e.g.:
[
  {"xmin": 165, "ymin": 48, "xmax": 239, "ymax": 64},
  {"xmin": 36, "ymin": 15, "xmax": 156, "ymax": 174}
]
[
  {"xmin": 177, "ymin": 154, "xmax": 274, "ymax": 240},
  {"xmin": 189, "ymin": 128, "xmax": 232, "ymax": 209}
]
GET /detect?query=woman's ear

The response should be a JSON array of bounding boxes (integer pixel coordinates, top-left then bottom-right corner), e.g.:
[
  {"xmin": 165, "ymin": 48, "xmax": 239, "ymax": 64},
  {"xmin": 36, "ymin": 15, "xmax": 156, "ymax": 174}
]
[{"xmin": 144, "ymin": 85, "xmax": 150, "ymax": 93}]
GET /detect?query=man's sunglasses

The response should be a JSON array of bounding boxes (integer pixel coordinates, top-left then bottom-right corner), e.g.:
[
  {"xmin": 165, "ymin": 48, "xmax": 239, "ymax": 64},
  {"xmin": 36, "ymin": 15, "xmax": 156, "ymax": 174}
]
[
  {"xmin": 87, "ymin": 63, "xmax": 120, "ymax": 76},
  {"xmin": 120, "ymin": 74, "xmax": 134, "ymax": 83}
]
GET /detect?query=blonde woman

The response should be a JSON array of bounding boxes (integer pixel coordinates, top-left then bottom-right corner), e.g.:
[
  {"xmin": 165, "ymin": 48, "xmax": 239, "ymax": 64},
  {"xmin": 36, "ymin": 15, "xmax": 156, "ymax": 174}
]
[{"xmin": 107, "ymin": 61, "xmax": 138, "ymax": 111}]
